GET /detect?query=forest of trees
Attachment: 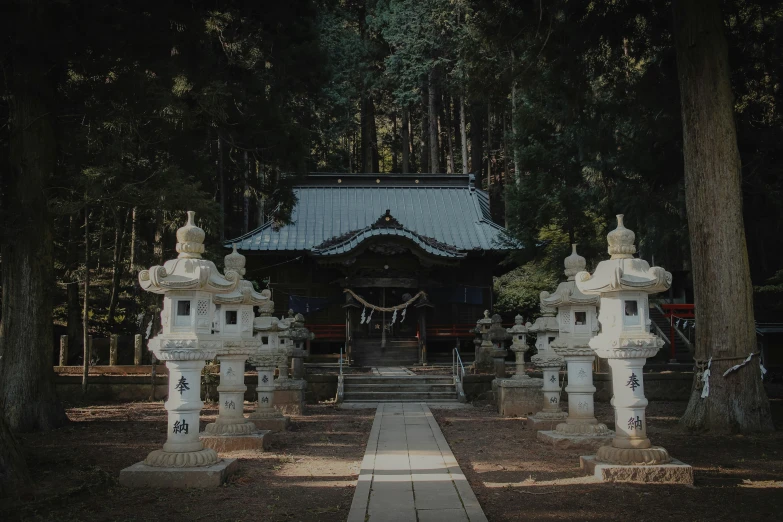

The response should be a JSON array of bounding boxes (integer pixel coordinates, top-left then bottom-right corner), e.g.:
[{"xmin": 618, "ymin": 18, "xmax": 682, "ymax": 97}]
[{"xmin": 1, "ymin": 0, "xmax": 781, "ymax": 462}]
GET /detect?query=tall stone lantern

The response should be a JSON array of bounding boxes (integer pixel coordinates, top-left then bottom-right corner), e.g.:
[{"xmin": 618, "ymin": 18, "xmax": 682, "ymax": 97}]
[
  {"xmin": 494, "ymin": 315, "xmax": 543, "ymax": 417},
  {"xmin": 276, "ymin": 311, "xmax": 312, "ymax": 415},
  {"xmin": 537, "ymin": 245, "xmax": 612, "ymax": 449},
  {"xmin": 119, "ymin": 211, "xmax": 239, "ymax": 488},
  {"xmin": 249, "ymin": 299, "xmax": 291, "ymax": 432},
  {"xmin": 474, "ymin": 311, "xmax": 494, "ymax": 372},
  {"xmin": 576, "ymin": 215, "xmax": 690, "ymax": 482},
  {"xmin": 488, "ymin": 314, "xmax": 510, "ymax": 378},
  {"xmin": 527, "ymin": 293, "xmax": 565, "ymax": 430},
  {"xmin": 200, "ymin": 245, "xmax": 270, "ymax": 451}
]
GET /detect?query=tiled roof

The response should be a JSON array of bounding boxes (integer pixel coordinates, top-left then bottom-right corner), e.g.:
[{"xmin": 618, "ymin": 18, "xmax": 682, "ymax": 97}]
[{"xmin": 228, "ymin": 174, "xmax": 517, "ymax": 255}]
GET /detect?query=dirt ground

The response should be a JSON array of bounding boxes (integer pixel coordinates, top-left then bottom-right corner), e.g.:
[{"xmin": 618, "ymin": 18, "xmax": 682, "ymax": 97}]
[
  {"xmin": 433, "ymin": 399, "xmax": 783, "ymax": 522},
  {"xmin": 4, "ymin": 402, "xmax": 373, "ymax": 522}
]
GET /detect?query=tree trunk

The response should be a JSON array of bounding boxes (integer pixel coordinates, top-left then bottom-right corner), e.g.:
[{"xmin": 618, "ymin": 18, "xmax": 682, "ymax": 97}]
[
  {"xmin": 391, "ymin": 111, "xmax": 398, "ymax": 172},
  {"xmin": 511, "ymin": 50, "xmax": 520, "ymax": 180},
  {"xmin": 470, "ymin": 102, "xmax": 483, "ymax": 180},
  {"xmin": 401, "ymin": 108, "xmax": 410, "ymax": 173},
  {"xmin": 66, "ymin": 214, "xmax": 82, "ymax": 360},
  {"xmin": 445, "ymin": 96, "xmax": 455, "ymax": 174},
  {"xmin": 673, "ymin": 0, "xmax": 772, "ymax": 433},
  {"xmin": 82, "ymin": 209, "xmax": 91, "ymax": 394},
  {"xmin": 361, "ymin": 94, "xmax": 379, "ymax": 173},
  {"xmin": 217, "ymin": 135, "xmax": 225, "ymax": 241},
  {"xmin": 243, "ymin": 151, "xmax": 250, "ymax": 234},
  {"xmin": 95, "ymin": 209, "xmax": 104, "ymax": 273},
  {"xmin": 428, "ymin": 69, "xmax": 440, "ymax": 173},
  {"xmin": 107, "ymin": 208, "xmax": 129, "ymax": 328},
  {"xmin": 0, "ymin": 410, "xmax": 30, "ymax": 497},
  {"xmin": 153, "ymin": 209, "xmax": 164, "ymax": 265},
  {"xmin": 420, "ymin": 84, "xmax": 429, "ymax": 173},
  {"xmin": 460, "ymin": 97, "xmax": 468, "ymax": 174},
  {"xmin": 129, "ymin": 206, "xmax": 137, "ymax": 273},
  {"xmin": 0, "ymin": 13, "xmax": 68, "ymax": 430}
]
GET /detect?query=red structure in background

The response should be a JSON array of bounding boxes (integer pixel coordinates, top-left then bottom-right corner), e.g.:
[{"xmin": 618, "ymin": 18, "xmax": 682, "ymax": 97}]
[{"xmin": 661, "ymin": 304, "xmax": 695, "ymax": 361}]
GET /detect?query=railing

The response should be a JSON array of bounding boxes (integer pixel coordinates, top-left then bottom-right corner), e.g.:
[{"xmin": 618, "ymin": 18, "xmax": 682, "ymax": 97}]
[
  {"xmin": 308, "ymin": 324, "xmax": 346, "ymax": 340},
  {"xmin": 452, "ymin": 346, "xmax": 467, "ymax": 402},
  {"xmin": 659, "ymin": 304, "xmax": 695, "ymax": 359},
  {"xmin": 336, "ymin": 345, "xmax": 345, "ymax": 404}
]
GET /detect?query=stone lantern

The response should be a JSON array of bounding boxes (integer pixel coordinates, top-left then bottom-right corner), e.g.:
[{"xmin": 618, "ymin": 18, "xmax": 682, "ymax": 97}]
[
  {"xmin": 200, "ymin": 245, "xmax": 270, "ymax": 452},
  {"xmin": 493, "ymin": 315, "xmax": 543, "ymax": 417},
  {"xmin": 507, "ymin": 315, "xmax": 532, "ymax": 379},
  {"xmin": 488, "ymin": 314, "xmax": 510, "ymax": 378},
  {"xmin": 276, "ymin": 311, "xmax": 312, "ymax": 415},
  {"xmin": 249, "ymin": 300, "xmax": 291, "ymax": 432},
  {"xmin": 538, "ymin": 245, "xmax": 612, "ymax": 449},
  {"xmin": 119, "ymin": 211, "xmax": 240, "ymax": 488},
  {"xmin": 527, "ymin": 293, "xmax": 565, "ymax": 430},
  {"xmin": 576, "ymin": 215, "xmax": 691, "ymax": 483},
  {"xmin": 474, "ymin": 311, "xmax": 494, "ymax": 372}
]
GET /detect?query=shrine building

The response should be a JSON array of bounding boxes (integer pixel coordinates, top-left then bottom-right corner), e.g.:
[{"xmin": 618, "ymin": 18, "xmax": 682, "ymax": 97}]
[{"xmin": 228, "ymin": 173, "xmax": 518, "ymax": 366}]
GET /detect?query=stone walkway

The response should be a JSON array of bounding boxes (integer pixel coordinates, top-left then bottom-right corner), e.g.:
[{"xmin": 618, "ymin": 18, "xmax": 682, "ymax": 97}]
[
  {"xmin": 372, "ymin": 366, "xmax": 416, "ymax": 376},
  {"xmin": 347, "ymin": 403, "xmax": 487, "ymax": 522}
]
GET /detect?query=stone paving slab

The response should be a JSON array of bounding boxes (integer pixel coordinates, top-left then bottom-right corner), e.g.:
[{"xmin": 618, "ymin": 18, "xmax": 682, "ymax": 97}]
[{"xmin": 347, "ymin": 402, "xmax": 488, "ymax": 522}]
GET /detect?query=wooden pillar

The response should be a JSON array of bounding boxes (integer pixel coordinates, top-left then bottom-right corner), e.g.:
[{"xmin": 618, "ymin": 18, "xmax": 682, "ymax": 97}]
[
  {"xmin": 59, "ymin": 335, "xmax": 68, "ymax": 366},
  {"xmin": 109, "ymin": 334, "xmax": 119, "ymax": 366},
  {"xmin": 134, "ymin": 334, "xmax": 143, "ymax": 366},
  {"xmin": 418, "ymin": 308, "xmax": 428, "ymax": 366}
]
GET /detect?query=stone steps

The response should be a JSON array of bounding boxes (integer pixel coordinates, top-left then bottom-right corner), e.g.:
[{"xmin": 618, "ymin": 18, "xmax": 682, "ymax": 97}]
[{"xmin": 342, "ymin": 374, "xmax": 458, "ymax": 403}]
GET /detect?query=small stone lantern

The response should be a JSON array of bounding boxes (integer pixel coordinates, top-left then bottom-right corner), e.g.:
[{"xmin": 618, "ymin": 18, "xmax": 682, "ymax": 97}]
[
  {"xmin": 493, "ymin": 314, "xmax": 543, "ymax": 417},
  {"xmin": 538, "ymin": 245, "xmax": 612, "ymax": 448},
  {"xmin": 474, "ymin": 311, "xmax": 495, "ymax": 372},
  {"xmin": 576, "ymin": 215, "xmax": 675, "ymax": 466},
  {"xmin": 488, "ymin": 314, "xmax": 510, "ymax": 378},
  {"xmin": 201, "ymin": 245, "xmax": 269, "ymax": 450},
  {"xmin": 120, "ymin": 211, "xmax": 240, "ymax": 488},
  {"xmin": 527, "ymin": 293, "xmax": 566, "ymax": 430},
  {"xmin": 508, "ymin": 314, "xmax": 532, "ymax": 380}
]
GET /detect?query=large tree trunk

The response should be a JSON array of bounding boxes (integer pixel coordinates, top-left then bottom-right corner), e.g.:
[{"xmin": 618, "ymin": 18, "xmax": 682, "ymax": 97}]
[
  {"xmin": 361, "ymin": 94, "xmax": 379, "ymax": 173},
  {"xmin": 428, "ymin": 69, "xmax": 440, "ymax": 173},
  {"xmin": 217, "ymin": 135, "xmax": 225, "ymax": 241},
  {"xmin": 0, "ymin": 410, "xmax": 30, "ymax": 497},
  {"xmin": 0, "ymin": 3, "xmax": 68, "ymax": 430},
  {"xmin": 673, "ymin": 0, "xmax": 772, "ymax": 433},
  {"xmin": 243, "ymin": 151, "xmax": 250, "ymax": 234},
  {"xmin": 445, "ymin": 96, "xmax": 455, "ymax": 174},
  {"xmin": 82, "ymin": 209, "xmax": 91, "ymax": 394},
  {"xmin": 401, "ymin": 108, "xmax": 410, "ymax": 173}
]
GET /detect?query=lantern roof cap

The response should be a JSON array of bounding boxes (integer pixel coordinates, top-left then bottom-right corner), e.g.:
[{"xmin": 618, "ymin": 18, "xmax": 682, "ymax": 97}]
[
  {"xmin": 138, "ymin": 211, "xmax": 239, "ymax": 295},
  {"xmin": 575, "ymin": 215, "xmax": 672, "ymax": 295}
]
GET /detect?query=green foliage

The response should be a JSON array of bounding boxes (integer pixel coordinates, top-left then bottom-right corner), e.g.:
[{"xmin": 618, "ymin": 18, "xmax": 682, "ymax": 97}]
[{"xmin": 493, "ymin": 261, "xmax": 559, "ymax": 318}]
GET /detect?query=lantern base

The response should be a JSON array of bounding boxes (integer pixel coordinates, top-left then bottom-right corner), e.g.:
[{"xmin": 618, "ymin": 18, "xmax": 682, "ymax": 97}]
[
  {"xmin": 526, "ymin": 411, "xmax": 568, "ymax": 431},
  {"xmin": 203, "ymin": 419, "xmax": 257, "ymax": 436},
  {"xmin": 555, "ymin": 421, "xmax": 611, "ymax": 436},
  {"xmin": 249, "ymin": 414, "xmax": 290, "ymax": 433},
  {"xmin": 494, "ymin": 377, "xmax": 542, "ymax": 417},
  {"xmin": 537, "ymin": 429, "xmax": 614, "ymax": 450},
  {"xmin": 119, "ymin": 458, "xmax": 237, "ymax": 488},
  {"xmin": 143, "ymin": 448, "xmax": 219, "ymax": 468},
  {"xmin": 580, "ymin": 455, "xmax": 693, "ymax": 485},
  {"xmin": 199, "ymin": 431, "xmax": 270, "ymax": 452},
  {"xmin": 595, "ymin": 444, "xmax": 672, "ymax": 465}
]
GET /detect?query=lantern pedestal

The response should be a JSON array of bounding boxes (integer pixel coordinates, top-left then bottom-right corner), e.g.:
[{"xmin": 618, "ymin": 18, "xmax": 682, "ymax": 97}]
[
  {"xmin": 494, "ymin": 377, "xmax": 543, "ymax": 417},
  {"xmin": 580, "ymin": 456, "xmax": 693, "ymax": 485},
  {"xmin": 249, "ymin": 360, "xmax": 290, "ymax": 432},
  {"xmin": 273, "ymin": 379, "xmax": 307, "ymax": 416},
  {"xmin": 200, "ymin": 353, "xmax": 269, "ymax": 452},
  {"xmin": 526, "ymin": 355, "xmax": 566, "ymax": 431},
  {"xmin": 119, "ymin": 458, "xmax": 239, "ymax": 489}
]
